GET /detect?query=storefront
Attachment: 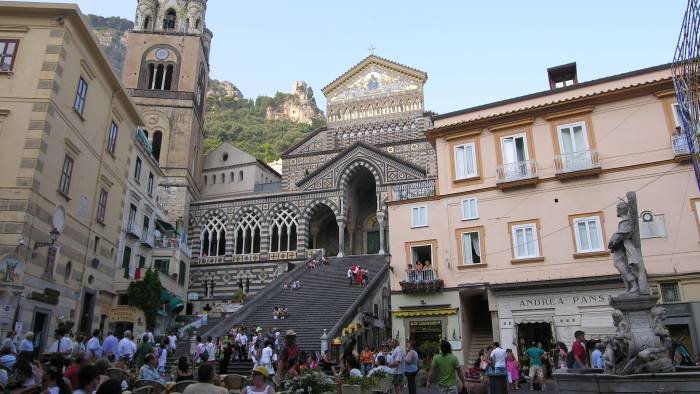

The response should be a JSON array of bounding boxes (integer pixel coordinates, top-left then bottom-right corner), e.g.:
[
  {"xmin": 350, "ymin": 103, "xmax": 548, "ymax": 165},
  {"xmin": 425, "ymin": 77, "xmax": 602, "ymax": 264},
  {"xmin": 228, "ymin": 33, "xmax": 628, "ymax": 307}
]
[
  {"xmin": 661, "ymin": 301, "xmax": 700, "ymax": 364},
  {"xmin": 492, "ymin": 279, "xmax": 624, "ymax": 359},
  {"xmin": 108, "ymin": 306, "xmax": 145, "ymax": 337}
]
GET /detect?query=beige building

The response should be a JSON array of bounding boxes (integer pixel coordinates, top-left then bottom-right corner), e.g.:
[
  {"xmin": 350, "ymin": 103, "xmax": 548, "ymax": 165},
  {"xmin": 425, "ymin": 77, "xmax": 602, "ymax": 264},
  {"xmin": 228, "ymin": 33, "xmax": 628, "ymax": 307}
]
[
  {"xmin": 0, "ymin": 2, "xmax": 145, "ymax": 351},
  {"xmin": 388, "ymin": 63, "xmax": 700, "ymax": 365},
  {"xmin": 200, "ymin": 142, "xmax": 281, "ymax": 199}
]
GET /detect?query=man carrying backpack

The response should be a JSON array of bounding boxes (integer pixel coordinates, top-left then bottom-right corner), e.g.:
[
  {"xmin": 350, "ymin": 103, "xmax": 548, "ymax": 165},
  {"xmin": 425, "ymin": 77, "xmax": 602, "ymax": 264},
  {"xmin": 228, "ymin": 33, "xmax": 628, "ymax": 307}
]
[{"xmin": 525, "ymin": 342, "xmax": 545, "ymax": 390}]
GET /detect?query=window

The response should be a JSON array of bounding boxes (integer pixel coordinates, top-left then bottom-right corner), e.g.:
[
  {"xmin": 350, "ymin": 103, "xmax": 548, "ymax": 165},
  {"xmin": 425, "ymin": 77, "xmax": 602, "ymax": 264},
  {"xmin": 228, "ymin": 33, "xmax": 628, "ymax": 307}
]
[
  {"xmin": 74, "ymin": 77, "xmax": 88, "ymax": 115},
  {"xmin": 147, "ymin": 64, "xmax": 173, "ymax": 91},
  {"xmin": 212, "ymin": 175, "xmax": 216, "ymax": 184},
  {"xmin": 195, "ymin": 65, "xmax": 206, "ymax": 107},
  {"xmin": 204, "ymin": 175, "xmax": 208, "ymax": 186},
  {"xmin": 142, "ymin": 215, "xmax": 150, "ymax": 236},
  {"xmin": 573, "ymin": 216, "xmax": 604, "ymax": 253},
  {"xmin": 163, "ymin": 9, "xmax": 177, "ymax": 30},
  {"xmin": 128, "ymin": 204, "xmax": 137, "ymax": 230},
  {"xmin": 460, "ymin": 231, "xmax": 482, "ymax": 265},
  {"xmin": 239, "ymin": 170, "xmax": 244, "ymax": 181},
  {"xmin": 660, "ymin": 282, "xmax": 681, "ymax": 303},
  {"xmin": 454, "ymin": 142, "xmax": 477, "ymax": 179},
  {"xmin": 107, "ymin": 121, "xmax": 118, "ymax": 153},
  {"xmin": 96, "ymin": 188, "xmax": 108, "ymax": 223},
  {"xmin": 230, "ymin": 172, "xmax": 234, "ymax": 183},
  {"xmin": 59, "ymin": 155, "xmax": 74, "ymax": 196},
  {"xmin": 64, "ymin": 261, "xmax": 72, "ymax": 283},
  {"xmin": 152, "ymin": 130, "xmax": 162, "ymax": 161},
  {"xmin": 147, "ymin": 173, "xmax": 154, "ymax": 195},
  {"xmin": 557, "ymin": 122, "xmax": 589, "ymax": 155},
  {"xmin": 93, "ymin": 236, "xmax": 100, "ymax": 254},
  {"xmin": 409, "ymin": 245, "xmax": 433, "ymax": 266},
  {"xmin": 269, "ymin": 209, "xmax": 298, "ymax": 252},
  {"xmin": 501, "ymin": 134, "xmax": 528, "ymax": 164},
  {"xmin": 411, "ymin": 206, "xmax": 427, "ymax": 228},
  {"xmin": 154, "ymin": 259, "xmax": 170, "ymax": 275},
  {"xmin": 234, "ymin": 211, "xmax": 261, "ymax": 254},
  {"xmin": 178, "ymin": 261, "xmax": 186, "ymax": 286},
  {"xmin": 134, "ymin": 157, "xmax": 142, "ymax": 182},
  {"xmin": 122, "ymin": 246, "xmax": 131, "ymax": 279},
  {"xmin": 461, "ymin": 198, "xmax": 478, "ymax": 220},
  {"xmin": 511, "ymin": 223, "xmax": 540, "ymax": 259},
  {"xmin": 671, "ymin": 103, "xmax": 684, "ymax": 129},
  {"xmin": 221, "ymin": 173, "xmax": 225, "ymax": 184},
  {"xmin": 201, "ymin": 216, "xmax": 227, "ymax": 257},
  {"xmin": 142, "ymin": 15, "xmax": 151, "ymax": 30},
  {"xmin": 0, "ymin": 39, "xmax": 19, "ymax": 72}
]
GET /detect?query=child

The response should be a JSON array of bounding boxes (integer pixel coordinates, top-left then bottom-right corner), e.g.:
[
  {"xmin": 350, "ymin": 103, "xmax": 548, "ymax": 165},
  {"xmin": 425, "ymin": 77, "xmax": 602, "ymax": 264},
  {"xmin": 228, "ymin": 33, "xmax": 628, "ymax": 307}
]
[{"xmin": 506, "ymin": 348, "xmax": 520, "ymax": 390}]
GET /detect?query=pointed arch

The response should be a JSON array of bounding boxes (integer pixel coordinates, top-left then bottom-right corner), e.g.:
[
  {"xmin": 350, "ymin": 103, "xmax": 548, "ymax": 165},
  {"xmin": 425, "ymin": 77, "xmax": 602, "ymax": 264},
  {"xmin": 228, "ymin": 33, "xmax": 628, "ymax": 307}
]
[
  {"xmin": 163, "ymin": 8, "xmax": 177, "ymax": 30},
  {"xmin": 232, "ymin": 206, "xmax": 263, "ymax": 255}
]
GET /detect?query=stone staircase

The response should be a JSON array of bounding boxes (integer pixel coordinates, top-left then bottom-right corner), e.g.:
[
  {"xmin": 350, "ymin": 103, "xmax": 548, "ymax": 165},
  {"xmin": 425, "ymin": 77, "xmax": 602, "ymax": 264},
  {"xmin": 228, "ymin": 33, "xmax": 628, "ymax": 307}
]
[
  {"xmin": 201, "ymin": 255, "xmax": 389, "ymax": 352},
  {"xmin": 467, "ymin": 329, "xmax": 494, "ymax": 366},
  {"xmin": 164, "ymin": 315, "xmax": 226, "ymax": 371}
]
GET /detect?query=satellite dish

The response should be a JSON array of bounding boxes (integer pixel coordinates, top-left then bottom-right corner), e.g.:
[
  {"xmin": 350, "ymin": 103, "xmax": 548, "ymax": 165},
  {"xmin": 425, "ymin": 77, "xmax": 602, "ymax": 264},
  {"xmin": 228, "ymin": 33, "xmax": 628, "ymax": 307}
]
[{"xmin": 52, "ymin": 205, "xmax": 65, "ymax": 233}]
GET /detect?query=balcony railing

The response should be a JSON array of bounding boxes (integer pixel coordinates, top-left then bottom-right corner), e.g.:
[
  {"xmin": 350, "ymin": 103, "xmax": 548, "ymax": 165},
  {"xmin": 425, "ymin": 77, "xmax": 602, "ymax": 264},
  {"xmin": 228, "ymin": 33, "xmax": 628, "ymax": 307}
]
[
  {"xmin": 125, "ymin": 222, "xmax": 142, "ymax": 238},
  {"xmin": 154, "ymin": 236, "xmax": 192, "ymax": 258},
  {"xmin": 672, "ymin": 133, "xmax": 690, "ymax": 156},
  {"xmin": 400, "ymin": 269, "xmax": 443, "ymax": 293},
  {"xmin": 141, "ymin": 231, "xmax": 155, "ymax": 248},
  {"xmin": 496, "ymin": 160, "xmax": 538, "ymax": 184},
  {"xmin": 554, "ymin": 150, "xmax": 601, "ymax": 174},
  {"xmin": 391, "ymin": 179, "xmax": 436, "ymax": 201}
]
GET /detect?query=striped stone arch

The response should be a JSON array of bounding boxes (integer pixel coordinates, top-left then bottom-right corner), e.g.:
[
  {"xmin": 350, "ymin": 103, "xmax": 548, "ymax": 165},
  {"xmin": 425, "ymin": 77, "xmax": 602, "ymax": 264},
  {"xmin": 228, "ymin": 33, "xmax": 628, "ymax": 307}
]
[
  {"xmin": 190, "ymin": 208, "xmax": 230, "ymax": 260},
  {"xmin": 298, "ymin": 198, "xmax": 342, "ymax": 253},
  {"xmin": 198, "ymin": 208, "xmax": 230, "ymax": 227},
  {"xmin": 264, "ymin": 201, "xmax": 301, "ymax": 223},
  {"xmin": 230, "ymin": 205, "xmax": 265, "ymax": 255},
  {"xmin": 337, "ymin": 159, "xmax": 383, "ymax": 190},
  {"xmin": 265, "ymin": 202, "xmax": 301, "ymax": 253}
]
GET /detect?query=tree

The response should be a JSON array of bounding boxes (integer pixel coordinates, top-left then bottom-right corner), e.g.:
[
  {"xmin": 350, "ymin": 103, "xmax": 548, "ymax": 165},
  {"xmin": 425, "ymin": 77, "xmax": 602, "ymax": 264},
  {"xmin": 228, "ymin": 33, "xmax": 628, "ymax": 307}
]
[{"xmin": 127, "ymin": 268, "xmax": 163, "ymax": 330}]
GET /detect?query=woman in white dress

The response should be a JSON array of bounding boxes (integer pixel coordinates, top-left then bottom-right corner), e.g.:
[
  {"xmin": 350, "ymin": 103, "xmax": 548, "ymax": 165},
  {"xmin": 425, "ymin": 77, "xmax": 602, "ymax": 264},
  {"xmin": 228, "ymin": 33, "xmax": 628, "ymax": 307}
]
[{"xmin": 260, "ymin": 341, "xmax": 275, "ymax": 375}]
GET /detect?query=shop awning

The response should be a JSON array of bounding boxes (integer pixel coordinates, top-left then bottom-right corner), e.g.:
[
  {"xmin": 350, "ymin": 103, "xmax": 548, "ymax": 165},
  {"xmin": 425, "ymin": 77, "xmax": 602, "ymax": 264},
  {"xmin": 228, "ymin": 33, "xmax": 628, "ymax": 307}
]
[
  {"xmin": 160, "ymin": 289, "xmax": 171, "ymax": 303},
  {"xmin": 156, "ymin": 219, "xmax": 177, "ymax": 234},
  {"xmin": 393, "ymin": 308, "xmax": 458, "ymax": 318},
  {"xmin": 170, "ymin": 296, "xmax": 184, "ymax": 314},
  {"xmin": 512, "ymin": 314, "xmax": 553, "ymax": 324}
]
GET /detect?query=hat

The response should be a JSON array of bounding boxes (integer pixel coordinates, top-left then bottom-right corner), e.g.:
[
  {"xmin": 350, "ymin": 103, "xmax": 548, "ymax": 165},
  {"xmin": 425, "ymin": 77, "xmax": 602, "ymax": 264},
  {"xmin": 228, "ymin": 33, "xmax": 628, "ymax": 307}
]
[
  {"xmin": 252, "ymin": 365, "xmax": 269, "ymax": 378},
  {"xmin": 285, "ymin": 329, "xmax": 297, "ymax": 336}
]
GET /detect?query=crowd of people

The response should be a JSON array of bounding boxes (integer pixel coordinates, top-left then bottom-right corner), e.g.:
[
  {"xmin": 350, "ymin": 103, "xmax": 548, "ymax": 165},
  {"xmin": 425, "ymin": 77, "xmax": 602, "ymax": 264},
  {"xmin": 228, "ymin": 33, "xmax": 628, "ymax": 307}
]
[
  {"xmin": 272, "ymin": 305, "xmax": 288, "ymax": 320},
  {"xmin": 346, "ymin": 263, "xmax": 369, "ymax": 287}
]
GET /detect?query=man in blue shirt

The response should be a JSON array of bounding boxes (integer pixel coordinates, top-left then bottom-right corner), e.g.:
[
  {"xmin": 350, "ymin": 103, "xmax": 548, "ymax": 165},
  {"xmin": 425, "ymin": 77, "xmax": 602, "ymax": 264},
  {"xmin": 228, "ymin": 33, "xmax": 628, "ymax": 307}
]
[
  {"xmin": 101, "ymin": 330, "xmax": 118, "ymax": 361},
  {"xmin": 591, "ymin": 342, "xmax": 604, "ymax": 369}
]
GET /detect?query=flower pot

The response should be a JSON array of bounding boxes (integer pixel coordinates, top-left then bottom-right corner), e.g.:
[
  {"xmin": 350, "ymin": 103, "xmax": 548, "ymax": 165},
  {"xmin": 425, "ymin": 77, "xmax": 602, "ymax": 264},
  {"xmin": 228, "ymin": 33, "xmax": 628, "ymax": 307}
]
[{"xmin": 340, "ymin": 384, "xmax": 362, "ymax": 394}]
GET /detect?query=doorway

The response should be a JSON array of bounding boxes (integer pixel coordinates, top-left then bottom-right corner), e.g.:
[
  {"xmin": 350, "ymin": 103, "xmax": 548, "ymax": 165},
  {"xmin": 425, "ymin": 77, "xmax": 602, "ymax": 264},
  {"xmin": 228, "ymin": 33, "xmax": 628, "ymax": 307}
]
[
  {"xmin": 517, "ymin": 322, "xmax": 554, "ymax": 357},
  {"xmin": 78, "ymin": 291, "xmax": 96, "ymax": 334},
  {"xmin": 409, "ymin": 320, "xmax": 442, "ymax": 351},
  {"xmin": 344, "ymin": 166, "xmax": 377, "ymax": 255},
  {"xmin": 367, "ymin": 232, "xmax": 379, "ymax": 254},
  {"xmin": 31, "ymin": 310, "xmax": 49, "ymax": 358}
]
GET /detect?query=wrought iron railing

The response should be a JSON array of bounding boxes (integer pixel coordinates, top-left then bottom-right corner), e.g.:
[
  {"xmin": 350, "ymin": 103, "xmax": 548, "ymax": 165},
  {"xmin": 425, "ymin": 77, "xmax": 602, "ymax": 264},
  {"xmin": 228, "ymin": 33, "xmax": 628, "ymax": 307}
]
[
  {"xmin": 405, "ymin": 269, "xmax": 436, "ymax": 283},
  {"xmin": 554, "ymin": 150, "xmax": 601, "ymax": 173},
  {"xmin": 496, "ymin": 160, "xmax": 538, "ymax": 183},
  {"xmin": 391, "ymin": 179, "xmax": 436, "ymax": 201},
  {"xmin": 671, "ymin": 133, "xmax": 691, "ymax": 156},
  {"xmin": 154, "ymin": 236, "xmax": 192, "ymax": 258}
]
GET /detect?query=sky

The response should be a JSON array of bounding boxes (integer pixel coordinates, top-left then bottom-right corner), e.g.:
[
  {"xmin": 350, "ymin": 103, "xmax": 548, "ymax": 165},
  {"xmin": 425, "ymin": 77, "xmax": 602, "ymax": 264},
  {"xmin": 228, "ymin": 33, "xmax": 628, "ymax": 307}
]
[{"xmin": 34, "ymin": 0, "xmax": 687, "ymax": 114}]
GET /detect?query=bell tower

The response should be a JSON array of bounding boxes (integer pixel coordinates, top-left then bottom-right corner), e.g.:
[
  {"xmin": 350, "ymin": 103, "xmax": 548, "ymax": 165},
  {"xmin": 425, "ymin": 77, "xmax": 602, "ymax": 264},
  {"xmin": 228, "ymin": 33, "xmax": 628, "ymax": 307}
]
[{"xmin": 123, "ymin": 0, "xmax": 212, "ymax": 233}]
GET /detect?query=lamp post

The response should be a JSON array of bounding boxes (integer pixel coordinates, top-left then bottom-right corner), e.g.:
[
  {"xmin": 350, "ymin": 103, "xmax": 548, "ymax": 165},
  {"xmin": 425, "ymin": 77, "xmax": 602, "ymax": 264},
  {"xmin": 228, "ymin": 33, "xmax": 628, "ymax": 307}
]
[{"xmin": 35, "ymin": 227, "xmax": 60, "ymax": 280}]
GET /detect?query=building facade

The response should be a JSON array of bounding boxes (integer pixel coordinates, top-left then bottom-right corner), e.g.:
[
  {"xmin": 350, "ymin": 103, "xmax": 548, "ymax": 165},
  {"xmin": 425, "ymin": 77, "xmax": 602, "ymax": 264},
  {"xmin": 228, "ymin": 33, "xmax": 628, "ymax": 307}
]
[
  {"xmin": 388, "ymin": 63, "xmax": 700, "ymax": 365},
  {"xmin": 187, "ymin": 56, "xmax": 438, "ymax": 310},
  {"xmin": 0, "ymin": 2, "xmax": 145, "ymax": 352}
]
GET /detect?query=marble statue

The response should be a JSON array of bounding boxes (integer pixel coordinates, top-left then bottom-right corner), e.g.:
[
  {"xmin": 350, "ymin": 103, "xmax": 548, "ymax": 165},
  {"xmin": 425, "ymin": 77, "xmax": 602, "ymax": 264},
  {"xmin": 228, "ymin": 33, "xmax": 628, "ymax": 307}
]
[{"xmin": 608, "ymin": 194, "xmax": 650, "ymax": 295}]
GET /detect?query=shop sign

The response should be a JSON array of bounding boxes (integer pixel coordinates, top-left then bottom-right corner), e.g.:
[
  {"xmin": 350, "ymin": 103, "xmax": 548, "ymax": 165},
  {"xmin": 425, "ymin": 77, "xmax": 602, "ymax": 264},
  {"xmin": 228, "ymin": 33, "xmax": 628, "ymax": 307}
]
[
  {"xmin": 0, "ymin": 305, "xmax": 11, "ymax": 324},
  {"xmin": 29, "ymin": 288, "xmax": 59, "ymax": 305},
  {"xmin": 409, "ymin": 320, "xmax": 441, "ymax": 332},
  {"xmin": 515, "ymin": 294, "xmax": 613, "ymax": 309},
  {"xmin": 109, "ymin": 306, "xmax": 138, "ymax": 323}
]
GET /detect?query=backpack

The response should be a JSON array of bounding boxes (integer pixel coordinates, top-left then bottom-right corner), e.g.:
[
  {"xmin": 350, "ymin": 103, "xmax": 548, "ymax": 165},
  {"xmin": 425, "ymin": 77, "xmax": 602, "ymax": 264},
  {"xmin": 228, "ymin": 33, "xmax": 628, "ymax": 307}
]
[
  {"xmin": 566, "ymin": 351, "xmax": 575, "ymax": 368},
  {"xmin": 200, "ymin": 349, "xmax": 209, "ymax": 362}
]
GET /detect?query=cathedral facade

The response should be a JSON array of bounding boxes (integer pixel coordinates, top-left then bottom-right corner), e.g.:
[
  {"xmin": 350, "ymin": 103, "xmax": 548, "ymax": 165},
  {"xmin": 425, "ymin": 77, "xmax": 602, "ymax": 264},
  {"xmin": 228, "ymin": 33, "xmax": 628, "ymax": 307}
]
[{"xmin": 187, "ymin": 56, "xmax": 438, "ymax": 305}]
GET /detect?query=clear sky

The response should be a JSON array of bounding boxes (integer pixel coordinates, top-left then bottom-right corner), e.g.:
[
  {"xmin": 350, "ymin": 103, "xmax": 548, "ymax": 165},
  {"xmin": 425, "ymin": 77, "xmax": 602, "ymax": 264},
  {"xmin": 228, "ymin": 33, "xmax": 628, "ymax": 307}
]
[{"xmin": 34, "ymin": 0, "xmax": 687, "ymax": 114}]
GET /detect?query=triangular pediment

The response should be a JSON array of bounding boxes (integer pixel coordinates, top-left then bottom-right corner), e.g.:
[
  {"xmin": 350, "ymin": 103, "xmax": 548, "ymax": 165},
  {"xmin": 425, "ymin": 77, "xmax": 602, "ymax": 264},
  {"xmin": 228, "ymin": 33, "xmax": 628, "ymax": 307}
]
[
  {"xmin": 296, "ymin": 142, "xmax": 427, "ymax": 191},
  {"xmin": 322, "ymin": 55, "xmax": 427, "ymax": 105}
]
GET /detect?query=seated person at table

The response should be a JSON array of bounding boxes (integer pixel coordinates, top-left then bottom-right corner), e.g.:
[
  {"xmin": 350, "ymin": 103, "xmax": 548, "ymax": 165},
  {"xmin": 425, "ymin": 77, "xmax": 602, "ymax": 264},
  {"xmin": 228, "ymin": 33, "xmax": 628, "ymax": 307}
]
[
  {"xmin": 176, "ymin": 356, "xmax": 194, "ymax": 382},
  {"xmin": 183, "ymin": 363, "xmax": 227, "ymax": 394},
  {"xmin": 138, "ymin": 353, "xmax": 165, "ymax": 384}
]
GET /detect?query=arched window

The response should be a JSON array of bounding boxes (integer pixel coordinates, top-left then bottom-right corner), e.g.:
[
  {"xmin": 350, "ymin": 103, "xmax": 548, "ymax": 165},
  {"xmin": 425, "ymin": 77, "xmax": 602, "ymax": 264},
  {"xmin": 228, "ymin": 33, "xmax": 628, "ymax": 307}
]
[
  {"xmin": 230, "ymin": 172, "xmax": 234, "ymax": 182},
  {"xmin": 147, "ymin": 63, "xmax": 155, "ymax": 89},
  {"xmin": 204, "ymin": 175, "xmax": 207, "ymax": 185},
  {"xmin": 212, "ymin": 175, "xmax": 216, "ymax": 184},
  {"xmin": 201, "ymin": 216, "xmax": 226, "ymax": 257},
  {"xmin": 195, "ymin": 65, "xmax": 206, "ymax": 108},
  {"xmin": 64, "ymin": 261, "xmax": 72, "ymax": 283},
  {"xmin": 195, "ymin": 19, "xmax": 201, "ymax": 29},
  {"xmin": 239, "ymin": 171, "xmax": 244, "ymax": 181},
  {"xmin": 143, "ymin": 15, "xmax": 150, "ymax": 30},
  {"xmin": 163, "ymin": 9, "xmax": 177, "ymax": 30},
  {"xmin": 220, "ymin": 173, "xmax": 225, "ymax": 183},
  {"xmin": 234, "ymin": 212, "xmax": 261, "ymax": 254},
  {"xmin": 269, "ymin": 209, "xmax": 297, "ymax": 252},
  {"xmin": 152, "ymin": 130, "xmax": 162, "ymax": 162},
  {"xmin": 163, "ymin": 65, "xmax": 173, "ymax": 90}
]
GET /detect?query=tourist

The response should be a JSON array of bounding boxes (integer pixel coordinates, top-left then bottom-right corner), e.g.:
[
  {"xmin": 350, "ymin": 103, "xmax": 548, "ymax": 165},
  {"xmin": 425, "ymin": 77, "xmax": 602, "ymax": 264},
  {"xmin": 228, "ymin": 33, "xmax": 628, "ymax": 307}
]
[
  {"xmin": 388, "ymin": 339, "xmax": 405, "ymax": 394},
  {"xmin": 347, "ymin": 267, "xmax": 354, "ymax": 286},
  {"xmin": 72, "ymin": 364, "xmax": 99, "ymax": 394},
  {"xmin": 138, "ymin": 353, "xmax": 165, "ymax": 384},
  {"xmin": 322, "ymin": 255, "xmax": 329, "ymax": 266},
  {"xmin": 344, "ymin": 354, "xmax": 363, "ymax": 378},
  {"xmin": 18, "ymin": 332, "xmax": 34, "ymax": 355},
  {"xmin": 0, "ymin": 345, "xmax": 16, "ymax": 370},
  {"xmin": 12, "ymin": 351, "xmax": 39, "ymax": 387},
  {"xmin": 260, "ymin": 340, "xmax": 275, "ymax": 375},
  {"xmin": 249, "ymin": 342, "xmax": 260, "ymax": 368},
  {"xmin": 64, "ymin": 352, "xmax": 87, "ymax": 389},
  {"xmin": 424, "ymin": 260, "xmax": 433, "ymax": 271},
  {"xmin": 695, "ymin": 353, "xmax": 700, "ymax": 366},
  {"xmin": 505, "ymin": 349, "xmax": 520, "ymax": 391},
  {"xmin": 49, "ymin": 329, "xmax": 73, "ymax": 356},
  {"xmin": 168, "ymin": 331, "xmax": 177, "ymax": 354},
  {"xmin": 176, "ymin": 356, "xmax": 194, "ymax": 382},
  {"xmin": 591, "ymin": 342, "xmax": 604, "ymax": 369},
  {"xmin": 404, "ymin": 340, "xmax": 419, "ymax": 394},
  {"xmin": 101, "ymin": 331, "xmax": 118, "ymax": 362},
  {"xmin": 134, "ymin": 333, "xmax": 153, "ymax": 367},
  {"xmin": 205, "ymin": 336, "xmax": 217, "ymax": 364},
  {"xmin": 571, "ymin": 330, "xmax": 588, "ymax": 369},
  {"xmin": 280, "ymin": 306, "xmax": 288, "ymax": 319},
  {"xmin": 117, "ymin": 331, "xmax": 135, "ymax": 362},
  {"xmin": 72, "ymin": 334, "xmax": 86, "ymax": 358},
  {"xmin": 426, "ymin": 340, "xmax": 465, "ymax": 392},
  {"xmin": 143, "ymin": 329, "xmax": 155, "ymax": 344},
  {"xmin": 94, "ymin": 358, "xmax": 111, "ymax": 389},
  {"xmin": 2, "ymin": 331, "xmax": 17, "ymax": 354},
  {"xmin": 481, "ymin": 346, "xmax": 493, "ymax": 375},
  {"xmin": 41, "ymin": 367, "xmax": 69, "ymax": 394},
  {"xmin": 219, "ymin": 335, "xmax": 233, "ymax": 375},
  {"xmin": 525, "ymin": 342, "xmax": 545, "ymax": 390},
  {"xmin": 308, "ymin": 353, "xmax": 319, "ymax": 370},
  {"xmin": 361, "ymin": 269, "xmax": 369, "ymax": 286},
  {"xmin": 490, "ymin": 341, "xmax": 507, "ymax": 375},
  {"xmin": 241, "ymin": 366, "xmax": 276, "ymax": 394},
  {"xmin": 368, "ymin": 355, "xmax": 393, "ymax": 376},
  {"xmin": 556, "ymin": 342, "xmax": 568, "ymax": 369},
  {"xmin": 194, "ymin": 336, "xmax": 206, "ymax": 364},
  {"xmin": 277, "ymin": 330, "xmax": 299, "ymax": 379},
  {"xmin": 360, "ymin": 345, "xmax": 373, "ymax": 376},
  {"xmin": 415, "ymin": 260, "xmax": 423, "ymax": 272},
  {"xmin": 355, "ymin": 265, "xmax": 363, "ymax": 286},
  {"xmin": 237, "ymin": 330, "xmax": 249, "ymax": 361},
  {"xmin": 183, "ymin": 363, "xmax": 227, "ymax": 394},
  {"xmin": 375, "ymin": 343, "xmax": 389, "ymax": 366},
  {"xmin": 114, "ymin": 356, "xmax": 129, "ymax": 370},
  {"xmin": 273, "ymin": 306, "xmax": 279, "ymax": 320},
  {"xmin": 282, "ymin": 280, "xmax": 288, "ymax": 290},
  {"xmin": 86, "ymin": 330, "xmax": 102, "ymax": 361},
  {"xmin": 158, "ymin": 337, "xmax": 169, "ymax": 373}
]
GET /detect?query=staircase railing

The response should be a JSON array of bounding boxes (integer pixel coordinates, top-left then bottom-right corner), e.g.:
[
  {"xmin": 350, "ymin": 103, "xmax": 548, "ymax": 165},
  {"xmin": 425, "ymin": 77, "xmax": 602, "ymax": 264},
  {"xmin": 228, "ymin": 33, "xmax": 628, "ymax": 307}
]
[
  {"xmin": 177, "ymin": 314, "xmax": 206, "ymax": 338},
  {"xmin": 328, "ymin": 256, "xmax": 390, "ymax": 344}
]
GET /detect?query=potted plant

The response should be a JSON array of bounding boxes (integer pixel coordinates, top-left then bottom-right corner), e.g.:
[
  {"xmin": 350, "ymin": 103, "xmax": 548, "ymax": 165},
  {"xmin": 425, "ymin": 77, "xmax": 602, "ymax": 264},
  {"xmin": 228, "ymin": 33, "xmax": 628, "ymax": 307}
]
[
  {"xmin": 232, "ymin": 288, "xmax": 246, "ymax": 303},
  {"xmin": 368, "ymin": 371, "xmax": 392, "ymax": 391},
  {"xmin": 280, "ymin": 370, "xmax": 335, "ymax": 393},
  {"xmin": 340, "ymin": 375, "xmax": 376, "ymax": 394}
]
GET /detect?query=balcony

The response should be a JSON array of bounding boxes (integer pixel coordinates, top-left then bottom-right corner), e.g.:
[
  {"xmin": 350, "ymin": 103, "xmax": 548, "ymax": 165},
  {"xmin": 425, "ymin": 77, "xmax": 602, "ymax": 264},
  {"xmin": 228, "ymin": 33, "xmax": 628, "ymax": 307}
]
[
  {"xmin": 671, "ymin": 133, "xmax": 691, "ymax": 161},
  {"xmin": 391, "ymin": 179, "xmax": 436, "ymax": 202},
  {"xmin": 140, "ymin": 231, "xmax": 155, "ymax": 248},
  {"xmin": 125, "ymin": 222, "xmax": 142, "ymax": 239},
  {"xmin": 399, "ymin": 269, "xmax": 444, "ymax": 294},
  {"xmin": 158, "ymin": 271, "xmax": 186, "ymax": 299},
  {"xmin": 154, "ymin": 236, "xmax": 192, "ymax": 258},
  {"xmin": 496, "ymin": 160, "xmax": 538, "ymax": 188},
  {"xmin": 554, "ymin": 150, "xmax": 602, "ymax": 179}
]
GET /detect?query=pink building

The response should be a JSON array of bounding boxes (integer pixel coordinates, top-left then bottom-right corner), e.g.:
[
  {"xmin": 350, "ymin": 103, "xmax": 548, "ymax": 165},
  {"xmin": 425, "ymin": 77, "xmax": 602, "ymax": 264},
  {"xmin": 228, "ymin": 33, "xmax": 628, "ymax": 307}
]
[{"xmin": 388, "ymin": 62, "xmax": 700, "ymax": 366}]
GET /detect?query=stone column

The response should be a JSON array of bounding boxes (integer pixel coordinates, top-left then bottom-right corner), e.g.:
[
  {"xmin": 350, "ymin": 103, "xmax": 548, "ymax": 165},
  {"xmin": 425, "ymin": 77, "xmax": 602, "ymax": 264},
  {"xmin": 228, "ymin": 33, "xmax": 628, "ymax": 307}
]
[
  {"xmin": 377, "ymin": 211, "xmax": 386, "ymax": 255},
  {"xmin": 337, "ymin": 217, "xmax": 346, "ymax": 257}
]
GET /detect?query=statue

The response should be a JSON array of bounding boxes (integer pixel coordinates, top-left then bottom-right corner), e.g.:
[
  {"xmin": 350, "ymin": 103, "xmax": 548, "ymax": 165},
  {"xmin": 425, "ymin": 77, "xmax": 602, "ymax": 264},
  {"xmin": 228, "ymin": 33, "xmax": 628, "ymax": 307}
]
[{"xmin": 608, "ymin": 193, "xmax": 650, "ymax": 295}]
